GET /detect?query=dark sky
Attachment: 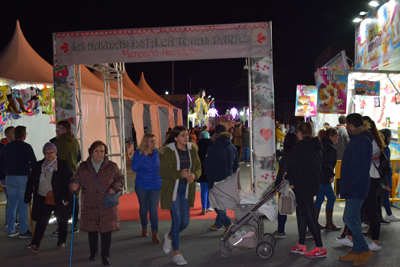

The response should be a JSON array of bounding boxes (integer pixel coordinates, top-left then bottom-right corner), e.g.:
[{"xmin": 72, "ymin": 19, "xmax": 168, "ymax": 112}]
[{"xmin": 0, "ymin": 0, "xmax": 371, "ymax": 112}]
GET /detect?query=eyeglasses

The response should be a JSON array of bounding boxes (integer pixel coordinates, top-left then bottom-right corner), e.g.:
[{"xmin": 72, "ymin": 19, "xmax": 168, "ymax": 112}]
[{"xmin": 44, "ymin": 152, "xmax": 55, "ymax": 155}]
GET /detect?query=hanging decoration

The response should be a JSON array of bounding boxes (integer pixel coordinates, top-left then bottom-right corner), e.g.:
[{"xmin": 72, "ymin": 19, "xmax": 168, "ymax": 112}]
[{"xmin": 207, "ymin": 107, "xmax": 219, "ymax": 117}]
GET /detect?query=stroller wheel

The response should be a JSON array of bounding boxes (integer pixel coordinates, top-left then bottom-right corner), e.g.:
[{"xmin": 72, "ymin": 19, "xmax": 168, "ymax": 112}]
[
  {"xmin": 263, "ymin": 233, "xmax": 276, "ymax": 247},
  {"xmin": 220, "ymin": 246, "xmax": 231, "ymax": 258},
  {"xmin": 256, "ymin": 242, "xmax": 274, "ymax": 259}
]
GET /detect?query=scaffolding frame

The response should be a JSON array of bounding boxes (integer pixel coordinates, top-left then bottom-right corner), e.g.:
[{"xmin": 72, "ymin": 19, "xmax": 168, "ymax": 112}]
[{"xmin": 81, "ymin": 63, "xmax": 127, "ymax": 191}]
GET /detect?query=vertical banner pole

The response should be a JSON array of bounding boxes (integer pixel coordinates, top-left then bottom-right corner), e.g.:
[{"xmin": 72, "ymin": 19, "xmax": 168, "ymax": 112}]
[{"xmin": 247, "ymin": 57, "xmax": 254, "ymax": 191}]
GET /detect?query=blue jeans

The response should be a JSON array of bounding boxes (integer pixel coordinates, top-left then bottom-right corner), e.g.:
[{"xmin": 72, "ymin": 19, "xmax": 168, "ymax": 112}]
[
  {"xmin": 135, "ymin": 185, "xmax": 160, "ymax": 231},
  {"xmin": 241, "ymin": 147, "xmax": 250, "ymax": 162},
  {"xmin": 200, "ymin": 182, "xmax": 210, "ymax": 210},
  {"xmin": 277, "ymin": 211, "xmax": 287, "ymax": 233},
  {"xmin": 169, "ymin": 184, "xmax": 190, "ymax": 251},
  {"xmin": 6, "ymin": 176, "xmax": 29, "ymax": 234},
  {"xmin": 343, "ymin": 199, "xmax": 369, "ymax": 254},
  {"xmin": 314, "ymin": 184, "xmax": 336, "ymax": 210},
  {"xmin": 383, "ymin": 190, "xmax": 392, "ymax": 216},
  {"xmin": 214, "ymin": 208, "xmax": 231, "ymax": 228}
]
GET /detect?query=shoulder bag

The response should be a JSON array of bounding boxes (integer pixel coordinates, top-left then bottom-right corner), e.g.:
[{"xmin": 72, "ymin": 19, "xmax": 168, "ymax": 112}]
[
  {"xmin": 278, "ymin": 181, "xmax": 296, "ymax": 215},
  {"xmin": 94, "ymin": 177, "xmax": 121, "ymax": 209}
]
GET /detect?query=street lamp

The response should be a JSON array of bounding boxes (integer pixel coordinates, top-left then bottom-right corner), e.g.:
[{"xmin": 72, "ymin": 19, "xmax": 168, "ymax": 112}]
[{"xmin": 165, "ymin": 91, "xmax": 169, "ymax": 95}]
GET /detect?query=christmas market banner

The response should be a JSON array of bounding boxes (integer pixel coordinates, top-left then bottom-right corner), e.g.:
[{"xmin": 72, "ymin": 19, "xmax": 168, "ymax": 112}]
[
  {"xmin": 355, "ymin": 0, "xmax": 400, "ymax": 70},
  {"xmin": 316, "ymin": 69, "xmax": 348, "ymax": 114},
  {"xmin": 295, "ymin": 85, "xmax": 317, "ymax": 117},
  {"xmin": 53, "ymin": 65, "xmax": 77, "ymax": 135},
  {"xmin": 250, "ymin": 56, "xmax": 276, "ymax": 218},
  {"xmin": 53, "ymin": 22, "xmax": 271, "ymax": 65},
  {"xmin": 355, "ymin": 80, "xmax": 380, "ymax": 96}
]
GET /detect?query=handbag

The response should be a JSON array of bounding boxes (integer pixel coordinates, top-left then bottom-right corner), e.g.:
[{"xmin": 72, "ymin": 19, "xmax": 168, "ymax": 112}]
[
  {"xmin": 278, "ymin": 182, "xmax": 296, "ymax": 215},
  {"xmin": 44, "ymin": 191, "xmax": 56, "ymax": 205},
  {"xmin": 94, "ymin": 177, "xmax": 120, "ymax": 209}
]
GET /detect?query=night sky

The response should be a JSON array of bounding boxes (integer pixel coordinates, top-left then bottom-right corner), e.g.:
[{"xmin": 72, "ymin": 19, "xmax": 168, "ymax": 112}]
[{"xmin": 0, "ymin": 0, "xmax": 371, "ymax": 113}]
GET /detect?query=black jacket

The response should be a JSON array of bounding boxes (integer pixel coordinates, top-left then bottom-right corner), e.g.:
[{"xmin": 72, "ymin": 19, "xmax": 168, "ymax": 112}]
[
  {"xmin": 275, "ymin": 149, "xmax": 295, "ymax": 186},
  {"xmin": 0, "ymin": 140, "xmax": 36, "ymax": 176},
  {"xmin": 197, "ymin": 138, "xmax": 214, "ymax": 183},
  {"xmin": 24, "ymin": 159, "xmax": 73, "ymax": 222},
  {"xmin": 204, "ymin": 132, "xmax": 239, "ymax": 189},
  {"xmin": 320, "ymin": 138, "xmax": 337, "ymax": 185},
  {"xmin": 286, "ymin": 137, "xmax": 322, "ymax": 195},
  {"xmin": 0, "ymin": 143, "xmax": 5, "ymax": 180}
]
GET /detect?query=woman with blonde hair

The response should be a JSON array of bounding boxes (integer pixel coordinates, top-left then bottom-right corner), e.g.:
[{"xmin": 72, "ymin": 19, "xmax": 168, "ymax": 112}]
[{"xmin": 131, "ymin": 133, "xmax": 162, "ymax": 244}]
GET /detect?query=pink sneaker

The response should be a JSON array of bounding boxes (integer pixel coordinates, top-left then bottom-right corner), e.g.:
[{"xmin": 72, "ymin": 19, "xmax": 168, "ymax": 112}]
[
  {"xmin": 305, "ymin": 247, "xmax": 327, "ymax": 258},
  {"xmin": 290, "ymin": 243, "xmax": 307, "ymax": 254}
]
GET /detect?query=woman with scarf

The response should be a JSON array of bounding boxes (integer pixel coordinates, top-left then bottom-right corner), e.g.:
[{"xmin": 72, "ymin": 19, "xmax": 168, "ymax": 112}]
[
  {"xmin": 70, "ymin": 141, "xmax": 124, "ymax": 266},
  {"xmin": 24, "ymin": 142, "xmax": 73, "ymax": 252}
]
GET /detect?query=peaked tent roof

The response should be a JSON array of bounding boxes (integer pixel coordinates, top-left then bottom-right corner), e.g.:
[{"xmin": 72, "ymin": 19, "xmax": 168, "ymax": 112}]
[
  {"xmin": 137, "ymin": 72, "xmax": 173, "ymax": 107},
  {"xmin": 0, "ymin": 21, "xmax": 54, "ymax": 84}
]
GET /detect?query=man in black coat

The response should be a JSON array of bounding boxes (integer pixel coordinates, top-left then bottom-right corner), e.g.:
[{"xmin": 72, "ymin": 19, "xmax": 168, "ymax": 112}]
[{"xmin": 204, "ymin": 124, "xmax": 239, "ymax": 234}]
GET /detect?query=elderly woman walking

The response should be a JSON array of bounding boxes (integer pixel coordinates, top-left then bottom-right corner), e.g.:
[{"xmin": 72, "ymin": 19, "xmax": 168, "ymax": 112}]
[
  {"xmin": 24, "ymin": 142, "xmax": 73, "ymax": 252},
  {"xmin": 131, "ymin": 133, "xmax": 162, "ymax": 243},
  {"xmin": 70, "ymin": 141, "xmax": 124, "ymax": 266}
]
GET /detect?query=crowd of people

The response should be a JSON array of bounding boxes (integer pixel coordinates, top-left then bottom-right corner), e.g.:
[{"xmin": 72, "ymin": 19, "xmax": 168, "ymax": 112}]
[
  {"xmin": 1, "ymin": 114, "xmax": 400, "ymax": 266},
  {"xmin": 272, "ymin": 114, "xmax": 400, "ymax": 265}
]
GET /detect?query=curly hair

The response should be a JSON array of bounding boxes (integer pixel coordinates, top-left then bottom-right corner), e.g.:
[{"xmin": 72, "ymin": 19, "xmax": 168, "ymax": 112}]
[{"xmin": 138, "ymin": 133, "xmax": 157, "ymax": 154}]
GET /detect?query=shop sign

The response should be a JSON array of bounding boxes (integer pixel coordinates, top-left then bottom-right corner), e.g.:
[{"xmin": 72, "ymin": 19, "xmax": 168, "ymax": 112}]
[
  {"xmin": 295, "ymin": 85, "xmax": 317, "ymax": 117},
  {"xmin": 355, "ymin": 0, "xmax": 400, "ymax": 70},
  {"xmin": 316, "ymin": 69, "xmax": 348, "ymax": 114},
  {"xmin": 54, "ymin": 22, "xmax": 271, "ymax": 65},
  {"xmin": 355, "ymin": 80, "xmax": 380, "ymax": 96}
]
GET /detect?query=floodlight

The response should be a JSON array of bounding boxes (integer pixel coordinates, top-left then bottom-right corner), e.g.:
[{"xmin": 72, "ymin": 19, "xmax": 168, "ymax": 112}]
[
  {"xmin": 369, "ymin": 1, "xmax": 379, "ymax": 7},
  {"xmin": 353, "ymin": 18, "xmax": 362, "ymax": 23},
  {"xmin": 359, "ymin": 11, "xmax": 368, "ymax": 15}
]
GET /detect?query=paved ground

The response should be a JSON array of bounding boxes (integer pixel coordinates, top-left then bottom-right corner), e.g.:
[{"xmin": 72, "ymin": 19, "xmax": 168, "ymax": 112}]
[{"xmin": 1, "ymin": 164, "xmax": 400, "ymax": 266}]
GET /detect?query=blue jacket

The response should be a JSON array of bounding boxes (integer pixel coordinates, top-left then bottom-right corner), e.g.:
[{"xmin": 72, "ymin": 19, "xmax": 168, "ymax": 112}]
[
  {"xmin": 131, "ymin": 149, "xmax": 162, "ymax": 191},
  {"xmin": 204, "ymin": 132, "xmax": 239, "ymax": 189},
  {"xmin": 340, "ymin": 129, "xmax": 373, "ymax": 199}
]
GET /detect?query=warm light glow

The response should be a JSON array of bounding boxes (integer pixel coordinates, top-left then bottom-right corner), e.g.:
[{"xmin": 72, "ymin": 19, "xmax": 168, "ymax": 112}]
[
  {"xmin": 353, "ymin": 18, "xmax": 362, "ymax": 23},
  {"xmin": 208, "ymin": 107, "xmax": 219, "ymax": 117},
  {"xmin": 369, "ymin": 1, "xmax": 379, "ymax": 7},
  {"xmin": 230, "ymin": 107, "xmax": 239, "ymax": 119}
]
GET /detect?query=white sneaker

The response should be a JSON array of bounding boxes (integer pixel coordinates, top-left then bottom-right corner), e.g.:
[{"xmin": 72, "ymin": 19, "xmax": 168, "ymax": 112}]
[
  {"xmin": 335, "ymin": 236, "xmax": 353, "ymax": 247},
  {"xmin": 386, "ymin": 214, "xmax": 400, "ymax": 221},
  {"xmin": 173, "ymin": 254, "xmax": 187, "ymax": 265},
  {"xmin": 163, "ymin": 233, "xmax": 171, "ymax": 254},
  {"xmin": 368, "ymin": 240, "xmax": 381, "ymax": 251}
]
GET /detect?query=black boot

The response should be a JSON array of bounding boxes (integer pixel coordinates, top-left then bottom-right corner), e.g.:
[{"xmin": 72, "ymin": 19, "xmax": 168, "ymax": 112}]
[
  {"xmin": 102, "ymin": 256, "xmax": 111, "ymax": 266},
  {"xmin": 89, "ymin": 253, "xmax": 97, "ymax": 261}
]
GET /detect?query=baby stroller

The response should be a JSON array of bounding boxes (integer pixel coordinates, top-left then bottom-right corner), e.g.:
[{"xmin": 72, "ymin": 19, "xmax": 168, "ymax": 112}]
[{"xmin": 218, "ymin": 180, "xmax": 289, "ymax": 259}]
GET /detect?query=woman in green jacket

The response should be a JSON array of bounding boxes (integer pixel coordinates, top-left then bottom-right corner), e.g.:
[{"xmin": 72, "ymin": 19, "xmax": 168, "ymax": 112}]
[{"xmin": 159, "ymin": 126, "xmax": 201, "ymax": 266}]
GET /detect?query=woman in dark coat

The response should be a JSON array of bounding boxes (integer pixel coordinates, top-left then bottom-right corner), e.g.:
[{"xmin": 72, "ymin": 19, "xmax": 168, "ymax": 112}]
[
  {"xmin": 314, "ymin": 128, "xmax": 341, "ymax": 230},
  {"xmin": 70, "ymin": 141, "xmax": 124, "ymax": 266},
  {"xmin": 286, "ymin": 122, "xmax": 327, "ymax": 258},
  {"xmin": 197, "ymin": 131, "xmax": 214, "ymax": 215},
  {"xmin": 272, "ymin": 132, "xmax": 298, "ymax": 238},
  {"xmin": 25, "ymin": 142, "xmax": 73, "ymax": 252}
]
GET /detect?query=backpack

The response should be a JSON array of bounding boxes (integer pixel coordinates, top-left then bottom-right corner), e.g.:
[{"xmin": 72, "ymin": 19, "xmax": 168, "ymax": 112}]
[{"xmin": 373, "ymin": 151, "xmax": 391, "ymax": 178}]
